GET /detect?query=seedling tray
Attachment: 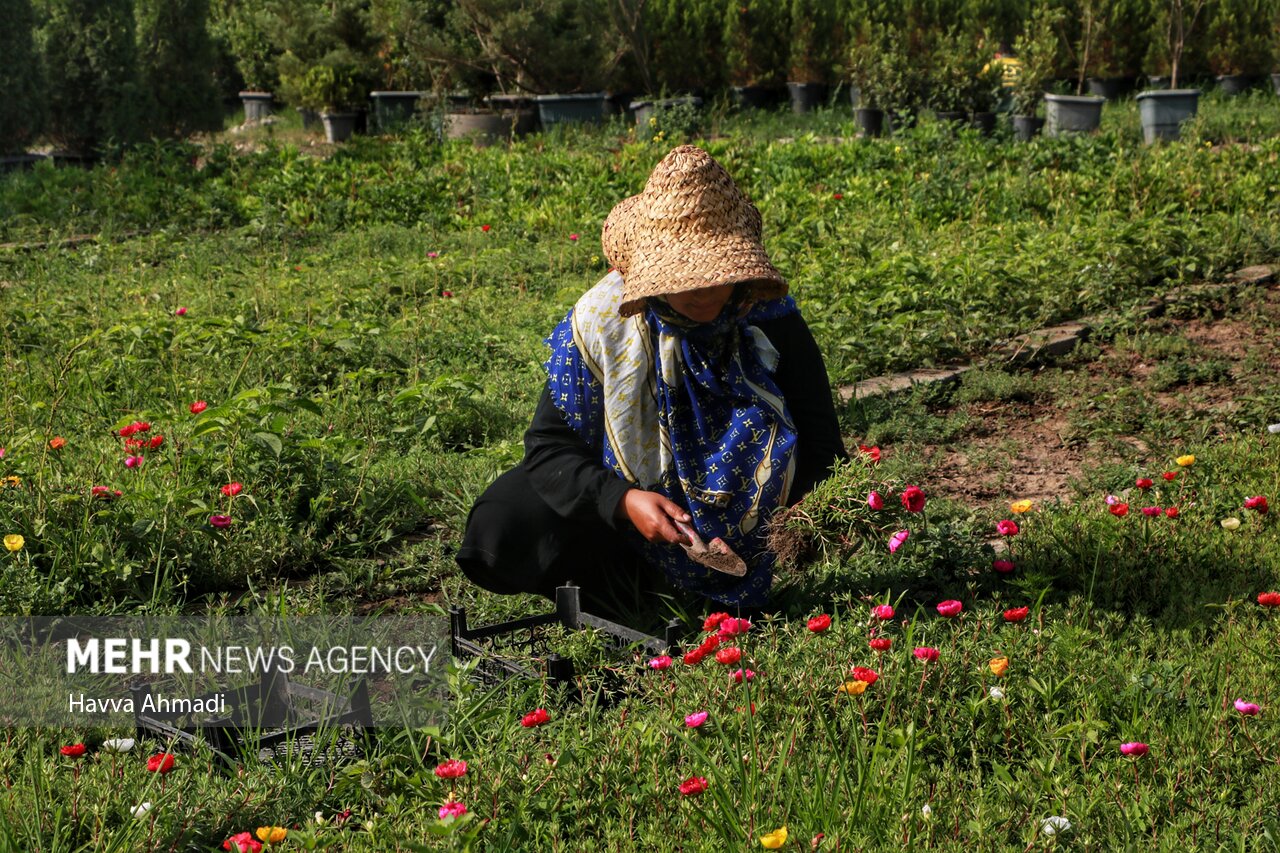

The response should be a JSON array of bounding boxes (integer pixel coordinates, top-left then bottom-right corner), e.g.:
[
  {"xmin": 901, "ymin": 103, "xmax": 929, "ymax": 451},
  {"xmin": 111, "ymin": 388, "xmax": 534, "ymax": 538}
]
[{"xmin": 450, "ymin": 584, "xmax": 684, "ymax": 691}]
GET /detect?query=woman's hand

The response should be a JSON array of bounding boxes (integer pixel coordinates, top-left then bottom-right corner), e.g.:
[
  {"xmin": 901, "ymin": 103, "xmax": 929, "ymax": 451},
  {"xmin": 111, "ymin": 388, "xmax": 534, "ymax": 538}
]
[{"xmin": 616, "ymin": 490, "xmax": 692, "ymax": 545}]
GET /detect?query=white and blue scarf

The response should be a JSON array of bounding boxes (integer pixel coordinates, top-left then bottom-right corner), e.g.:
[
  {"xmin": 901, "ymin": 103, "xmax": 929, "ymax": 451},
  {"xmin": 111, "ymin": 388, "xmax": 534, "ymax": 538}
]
[{"xmin": 544, "ymin": 271, "xmax": 798, "ymax": 605}]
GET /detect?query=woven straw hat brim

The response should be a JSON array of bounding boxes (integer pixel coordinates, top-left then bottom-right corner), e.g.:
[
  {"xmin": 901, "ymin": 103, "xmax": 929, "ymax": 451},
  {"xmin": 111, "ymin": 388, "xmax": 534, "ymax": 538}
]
[
  {"xmin": 618, "ymin": 231, "xmax": 786, "ymax": 317},
  {"xmin": 601, "ymin": 193, "xmax": 641, "ymax": 274}
]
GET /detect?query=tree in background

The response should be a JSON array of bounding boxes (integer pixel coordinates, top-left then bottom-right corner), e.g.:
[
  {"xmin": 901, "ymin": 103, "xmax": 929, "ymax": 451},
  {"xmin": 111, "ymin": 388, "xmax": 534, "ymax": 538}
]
[
  {"xmin": 1205, "ymin": 0, "xmax": 1273, "ymax": 77},
  {"xmin": 644, "ymin": 0, "xmax": 727, "ymax": 93},
  {"xmin": 723, "ymin": 0, "xmax": 788, "ymax": 89},
  {"xmin": 0, "ymin": 0, "xmax": 45, "ymax": 154},
  {"xmin": 210, "ymin": 0, "xmax": 280, "ymax": 92},
  {"xmin": 136, "ymin": 0, "xmax": 223, "ymax": 137},
  {"xmin": 40, "ymin": 0, "xmax": 142, "ymax": 154}
]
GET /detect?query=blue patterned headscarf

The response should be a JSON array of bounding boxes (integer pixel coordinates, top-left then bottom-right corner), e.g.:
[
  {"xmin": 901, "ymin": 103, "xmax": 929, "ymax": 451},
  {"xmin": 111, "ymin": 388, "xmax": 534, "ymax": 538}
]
[{"xmin": 544, "ymin": 271, "xmax": 799, "ymax": 606}]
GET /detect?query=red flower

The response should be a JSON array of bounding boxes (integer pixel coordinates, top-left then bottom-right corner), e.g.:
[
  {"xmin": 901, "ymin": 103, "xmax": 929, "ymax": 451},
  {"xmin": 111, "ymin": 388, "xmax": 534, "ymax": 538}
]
[
  {"xmin": 996, "ymin": 519, "xmax": 1019, "ymax": 536},
  {"xmin": 717, "ymin": 617, "xmax": 751, "ymax": 637},
  {"xmin": 1161, "ymin": 471, "xmax": 1177, "ymax": 481},
  {"xmin": 869, "ymin": 637, "xmax": 892, "ymax": 652},
  {"xmin": 1120, "ymin": 742, "xmax": 1150, "ymax": 757},
  {"xmin": 1257, "ymin": 592, "xmax": 1280, "ymax": 607},
  {"xmin": 832, "ymin": 192, "xmax": 843, "ymax": 200},
  {"xmin": 678, "ymin": 775, "xmax": 709, "ymax": 796},
  {"xmin": 481, "ymin": 224, "xmax": 491, "ymax": 232},
  {"xmin": 858, "ymin": 444, "xmax": 881, "ymax": 463},
  {"xmin": 135, "ymin": 422, "xmax": 151, "ymax": 433},
  {"xmin": 1140, "ymin": 506, "xmax": 1162, "ymax": 517},
  {"xmin": 731, "ymin": 668, "xmax": 755, "ymax": 684},
  {"xmin": 221, "ymin": 482, "xmax": 244, "ymax": 497},
  {"xmin": 849, "ymin": 666, "xmax": 878, "ymax": 685},
  {"xmin": 936, "ymin": 600, "xmax": 963, "ymax": 618},
  {"xmin": 807, "ymin": 614, "xmax": 832, "ymax": 632},
  {"xmin": 901, "ymin": 485, "xmax": 926, "ymax": 513},
  {"xmin": 148, "ymin": 435, "xmax": 164, "ymax": 450},
  {"xmin": 702, "ymin": 612, "xmax": 730, "ymax": 631},
  {"xmin": 520, "ymin": 708, "xmax": 550, "ymax": 727},
  {"xmin": 434, "ymin": 759, "xmax": 468, "ymax": 779},
  {"xmin": 912, "ymin": 647, "xmax": 939, "ymax": 662},
  {"xmin": 223, "ymin": 832, "xmax": 262, "ymax": 853},
  {"xmin": 1244, "ymin": 496, "xmax": 1269, "ymax": 514},
  {"xmin": 698, "ymin": 633, "xmax": 721, "ymax": 654},
  {"xmin": 1003, "ymin": 606, "xmax": 1030, "ymax": 622},
  {"xmin": 60, "ymin": 743, "xmax": 86, "ymax": 757},
  {"xmin": 1136, "ymin": 477, "xmax": 1154, "ymax": 490},
  {"xmin": 146, "ymin": 753, "xmax": 176, "ymax": 773},
  {"xmin": 682, "ymin": 649, "xmax": 705, "ymax": 666},
  {"xmin": 714, "ymin": 647, "xmax": 742, "ymax": 666},
  {"xmin": 1109, "ymin": 502, "xmax": 1129, "ymax": 517},
  {"xmin": 872, "ymin": 604, "xmax": 895, "ymax": 620},
  {"xmin": 1165, "ymin": 506, "xmax": 1179, "ymax": 518},
  {"xmin": 49, "ymin": 436, "xmax": 67, "ymax": 450},
  {"xmin": 992, "ymin": 559, "xmax": 1015, "ymax": 573}
]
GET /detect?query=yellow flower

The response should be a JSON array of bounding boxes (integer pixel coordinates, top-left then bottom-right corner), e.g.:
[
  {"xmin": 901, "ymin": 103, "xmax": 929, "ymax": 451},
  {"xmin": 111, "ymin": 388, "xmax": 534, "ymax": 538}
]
[
  {"xmin": 2, "ymin": 476, "xmax": 21, "ymax": 488},
  {"xmin": 989, "ymin": 657, "xmax": 1009, "ymax": 677},
  {"xmin": 1176, "ymin": 455, "xmax": 1196, "ymax": 467},
  {"xmin": 760, "ymin": 826, "xmax": 788, "ymax": 849},
  {"xmin": 256, "ymin": 826, "xmax": 288, "ymax": 844},
  {"xmin": 4, "ymin": 534, "xmax": 24, "ymax": 552},
  {"xmin": 837, "ymin": 680, "xmax": 868, "ymax": 696},
  {"xmin": 1010, "ymin": 499, "xmax": 1033, "ymax": 514},
  {"xmin": 1221, "ymin": 517, "xmax": 1241, "ymax": 531}
]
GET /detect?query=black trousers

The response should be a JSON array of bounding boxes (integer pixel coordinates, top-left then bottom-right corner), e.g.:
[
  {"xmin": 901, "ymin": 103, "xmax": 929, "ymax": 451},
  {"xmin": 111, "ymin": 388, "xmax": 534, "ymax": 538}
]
[{"xmin": 456, "ymin": 466, "xmax": 669, "ymax": 616}]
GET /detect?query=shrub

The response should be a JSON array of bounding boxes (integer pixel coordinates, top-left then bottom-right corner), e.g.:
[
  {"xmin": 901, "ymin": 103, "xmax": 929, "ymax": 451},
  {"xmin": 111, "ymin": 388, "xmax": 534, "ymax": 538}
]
[
  {"xmin": 1204, "ymin": 0, "xmax": 1274, "ymax": 76},
  {"xmin": 787, "ymin": 0, "xmax": 841, "ymax": 84},
  {"xmin": 1011, "ymin": 4, "xmax": 1063, "ymax": 116},
  {"xmin": 39, "ymin": 0, "xmax": 143, "ymax": 154},
  {"xmin": 210, "ymin": 0, "xmax": 278, "ymax": 92},
  {"xmin": 135, "ymin": 0, "xmax": 223, "ymax": 138},
  {"xmin": 722, "ymin": 0, "xmax": 788, "ymax": 88},
  {"xmin": 644, "ymin": 0, "xmax": 727, "ymax": 93},
  {"xmin": 0, "ymin": 0, "xmax": 45, "ymax": 154}
]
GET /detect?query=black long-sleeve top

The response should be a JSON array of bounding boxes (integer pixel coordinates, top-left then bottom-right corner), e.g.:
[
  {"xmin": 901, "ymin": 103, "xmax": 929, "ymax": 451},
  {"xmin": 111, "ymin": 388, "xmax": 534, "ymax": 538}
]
[{"xmin": 521, "ymin": 310, "xmax": 848, "ymax": 529}]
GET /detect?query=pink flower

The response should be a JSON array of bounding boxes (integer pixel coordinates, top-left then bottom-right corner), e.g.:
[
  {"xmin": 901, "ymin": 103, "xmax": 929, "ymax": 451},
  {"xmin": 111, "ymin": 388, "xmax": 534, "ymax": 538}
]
[
  {"xmin": 209, "ymin": 514, "xmax": 232, "ymax": 528},
  {"xmin": 438, "ymin": 801, "xmax": 468, "ymax": 820},
  {"xmin": 175, "ymin": 307, "xmax": 188, "ymax": 317},
  {"xmin": 520, "ymin": 708, "xmax": 550, "ymax": 727},
  {"xmin": 1162, "ymin": 471, "xmax": 1176, "ymax": 481},
  {"xmin": 996, "ymin": 519, "xmax": 1019, "ymax": 536},
  {"xmin": 888, "ymin": 530, "xmax": 910, "ymax": 553},
  {"xmin": 913, "ymin": 647, "xmax": 939, "ymax": 663},
  {"xmin": 441, "ymin": 290, "xmax": 453, "ymax": 298},
  {"xmin": 678, "ymin": 776, "xmax": 708, "ymax": 796},
  {"xmin": 807, "ymin": 614, "xmax": 831, "ymax": 632},
  {"xmin": 124, "ymin": 455, "xmax": 142, "ymax": 468},
  {"xmin": 1140, "ymin": 506, "xmax": 1162, "ymax": 517},
  {"xmin": 714, "ymin": 647, "xmax": 742, "ymax": 665},
  {"xmin": 1245, "ymin": 496, "xmax": 1269, "ymax": 514},
  {"xmin": 1259, "ymin": 592, "xmax": 1280, "ymax": 607},
  {"xmin": 936, "ymin": 600, "xmax": 962, "ymax": 618},
  {"xmin": 869, "ymin": 637, "xmax": 892, "ymax": 652},
  {"xmin": 1105, "ymin": 494, "xmax": 1120, "ymax": 505},
  {"xmin": 648, "ymin": 655, "xmax": 673, "ymax": 670},
  {"xmin": 427, "ymin": 251, "xmax": 439, "ymax": 258},
  {"xmin": 684, "ymin": 711, "xmax": 709, "ymax": 728},
  {"xmin": 189, "ymin": 400, "xmax": 208, "ymax": 414},
  {"xmin": 1120, "ymin": 742, "xmax": 1149, "ymax": 757},
  {"xmin": 858, "ymin": 444, "xmax": 881, "ymax": 463},
  {"xmin": 867, "ymin": 490, "xmax": 884, "ymax": 510},
  {"xmin": 717, "ymin": 617, "xmax": 751, "ymax": 637},
  {"xmin": 434, "ymin": 759, "xmax": 468, "ymax": 779},
  {"xmin": 992, "ymin": 559, "xmax": 1015, "ymax": 573},
  {"xmin": 872, "ymin": 604, "xmax": 895, "ymax": 621},
  {"xmin": 1234, "ymin": 699, "xmax": 1260, "ymax": 716},
  {"xmin": 901, "ymin": 485, "xmax": 926, "ymax": 513},
  {"xmin": 569, "ymin": 233, "xmax": 580, "ymax": 241},
  {"xmin": 731, "ymin": 668, "xmax": 755, "ymax": 684}
]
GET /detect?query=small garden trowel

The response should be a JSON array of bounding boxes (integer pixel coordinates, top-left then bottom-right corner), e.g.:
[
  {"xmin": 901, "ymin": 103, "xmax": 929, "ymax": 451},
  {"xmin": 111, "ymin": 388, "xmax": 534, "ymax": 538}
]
[{"xmin": 674, "ymin": 519, "xmax": 747, "ymax": 577}]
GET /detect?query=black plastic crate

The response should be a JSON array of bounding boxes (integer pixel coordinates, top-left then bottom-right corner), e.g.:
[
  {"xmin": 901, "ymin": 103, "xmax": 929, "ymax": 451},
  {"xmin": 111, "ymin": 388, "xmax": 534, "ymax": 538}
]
[
  {"xmin": 131, "ymin": 668, "xmax": 374, "ymax": 770},
  {"xmin": 450, "ymin": 584, "xmax": 685, "ymax": 692}
]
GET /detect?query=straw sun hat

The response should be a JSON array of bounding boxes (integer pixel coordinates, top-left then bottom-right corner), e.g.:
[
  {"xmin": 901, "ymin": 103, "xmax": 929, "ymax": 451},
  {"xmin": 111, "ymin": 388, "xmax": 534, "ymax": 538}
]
[{"xmin": 601, "ymin": 145, "xmax": 787, "ymax": 317}]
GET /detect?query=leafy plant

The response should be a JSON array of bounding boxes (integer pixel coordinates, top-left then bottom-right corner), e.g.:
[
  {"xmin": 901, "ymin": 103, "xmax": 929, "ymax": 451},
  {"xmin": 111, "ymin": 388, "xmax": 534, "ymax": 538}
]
[
  {"xmin": 0, "ymin": 0, "xmax": 44, "ymax": 154},
  {"xmin": 849, "ymin": 22, "xmax": 925, "ymax": 114},
  {"xmin": 1145, "ymin": 0, "xmax": 1210, "ymax": 88},
  {"xmin": 1204, "ymin": 0, "xmax": 1274, "ymax": 76},
  {"xmin": 787, "ymin": 0, "xmax": 841, "ymax": 84},
  {"xmin": 723, "ymin": 0, "xmax": 788, "ymax": 88},
  {"xmin": 1011, "ymin": 4, "xmax": 1064, "ymax": 117},
  {"xmin": 926, "ymin": 29, "xmax": 1003, "ymax": 113},
  {"xmin": 135, "ymin": 0, "xmax": 223, "ymax": 138}
]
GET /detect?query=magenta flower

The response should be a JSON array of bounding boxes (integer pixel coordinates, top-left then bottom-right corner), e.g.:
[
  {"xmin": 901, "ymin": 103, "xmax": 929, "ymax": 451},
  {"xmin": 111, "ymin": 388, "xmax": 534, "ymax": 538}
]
[
  {"xmin": 124, "ymin": 455, "xmax": 143, "ymax": 468},
  {"xmin": 569, "ymin": 233, "xmax": 580, "ymax": 241},
  {"xmin": 872, "ymin": 604, "xmax": 895, "ymax": 620},
  {"xmin": 1105, "ymin": 494, "xmax": 1119, "ymax": 505},
  {"xmin": 1140, "ymin": 506, "xmax": 1162, "ymax": 517},
  {"xmin": 438, "ymin": 801, "xmax": 468, "ymax": 819},
  {"xmin": 648, "ymin": 655, "xmax": 673, "ymax": 670},
  {"xmin": 1120, "ymin": 742, "xmax": 1149, "ymax": 757},
  {"xmin": 1234, "ymin": 699, "xmax": 1261, "ymax": 716},
  {"xmin": 992, "ymin": 559, "xmax": 1015, "ymax": 573},
  {"xmin": 901, "ymin": 485, "xmax": 926, "ymax": 513},
  {"xmin": 684, "ymin": 710, "xmax": 709, "ymax": 728},
  {"xmin": 717, "ymin": 617, "xmax": 751, "ymax": 637},
  {"xmin": 996, "ymin": 519, "xmax": 1019, "ymax": 536},
  {"xmin": 174, "ymin": 307, "xmax": 188, "ymax": 316},
  {"xmin": 427, "ymin": 251, "xmax": 439, "ymax": 258},
  {"xmin": 867, "ymin": 490, "xmax": 884, "ymax": 510},
  {"xmin": 913, "ymin": 647, "xmax": 939, "ymax": 663},
  {"xmin": 209, "ymin": 514, "xmax": 232, "ymax": 528},
  {"xmin": 888, "ymin": 529, "xmax": 910, "ymax": 553},
  {"xmin": 730, "ymin": 668, "xmax": 755, "ymax": 684},
  {"xmin": 936, "ymin": 600, "xmax": 962, "ymax": 618}
]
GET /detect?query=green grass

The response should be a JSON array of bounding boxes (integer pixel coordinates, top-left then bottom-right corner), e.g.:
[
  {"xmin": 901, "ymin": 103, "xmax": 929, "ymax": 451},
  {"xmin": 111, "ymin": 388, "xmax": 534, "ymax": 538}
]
[{"xmin": 1, "ymin": 97, "xmax": 1279, "ymax": 850}]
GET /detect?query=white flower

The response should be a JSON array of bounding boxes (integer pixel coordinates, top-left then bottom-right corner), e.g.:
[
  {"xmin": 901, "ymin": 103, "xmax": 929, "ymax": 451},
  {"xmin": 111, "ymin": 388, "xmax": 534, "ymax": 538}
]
[
  {"xmin": 315, "ymin": 811, "xmax": 327, "ymax": 825},
  {"xmin": 921, "ymin": 804, "xmax": 933, "ymax": 818},
  {"xmin": 102, "ymin": 738, "xmax": 135, "ymax": 753},
  {"xmin": 1041, "ymin": 816, "xmax": 1071, "ymax": 836},
  {"xmin": 130, "ymin": 802, "xmax": 153, "ymax": 819},
  {"xmin": 989, "ymin": 686, "xmax": 1005, "ymax": 700},
  {"xmin": 1268, "ymin": 423, "xmax": 1280, "ymax": 434}
]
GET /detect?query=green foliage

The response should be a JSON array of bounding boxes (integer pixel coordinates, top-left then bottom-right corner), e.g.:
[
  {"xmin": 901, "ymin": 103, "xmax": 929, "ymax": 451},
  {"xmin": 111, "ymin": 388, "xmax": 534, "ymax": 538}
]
[
  {"xmin": 273, "ymin": 0, "xmax": 380, "ymax": 110},
  {"xmin": 1205, "ymin": 0, "xmax": 1275, "ymax": 75},
  {"xmin": 849, "ymin": 23, "xmax": 927, "ymax": 112},
  {"xmin": 722, "ymin": 0, "xmax": 788, "ymax": 87},
  {"xmin": 1011, "ymin": 3, "xmax": 1063, "ymax": 116},
  {"xmin": 291, "ymin": 60, "xmax": 367, "ymax": 111},
  {"xmin": 787, "ymin": 0, "xmax": 841, "ymax": 83},
  {"xmin": 1091, "ymin": 0, "xmax": 1152, "ymax": 78},
  {"xmin": 0, "ymin": 0, "xmax": 45, "ymax": 154},
  {"xmin": 209, "ymin": 0, "xmax": 278, "ymax": 91},
  {"xmin": 926, "ymin": 28, "xmax": 1004, "ymax": 113},
  {"xmin": 135, "ymin": 0, "xmax": 223, "ymax": 138},
  {"xmin": 39, "ymin": 0, "xmax": 143, "ymax": 154},
  {"xmin": 644, "ymin": 0, "xmax": 727, "ymax": 93}
]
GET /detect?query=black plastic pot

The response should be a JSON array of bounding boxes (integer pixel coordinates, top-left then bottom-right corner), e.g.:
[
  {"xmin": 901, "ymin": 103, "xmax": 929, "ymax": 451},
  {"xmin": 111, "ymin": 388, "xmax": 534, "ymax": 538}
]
[
  {"xmin": 1272, "ymin": 73, "xmax": 1280, "ymax": 95},
  {"xmin": 1215, "ymin": 74, "xmax": 1255, "ymax": 96},
  {"xmin": 970, "ymin": 111, "xmax": 997, "ymax": 136},
  {"xmin": 1012, "ymin": 115, "xmax": 1045, "ymax": 141},
  {"xmin": 786, "ymin": 82, "xmax": 829, "ymax": 114},
  {"xmin": 854, "ymin": 107, "xmax": 884, "ymax": 137},
  {"xmin": 369, "ymin": 91, "xmax": 423, "ymax": 131},
  {"xmin": 1086, "ymin": 76, "xmax": 1134, "ymax": 99},
  {"xmin": 1136, "ymin": 89, "xmax": 1200, "ymax": 144},
  {"xmin": 320, "ymin": 111, "xmax": 358, "ymax": 143},
  {"xmin": 630, "ymin": 96, "xmax": 703, "ymax": 128},
  {"xmin": 731, "ymin": 85, "xmax": 786, "ymax": 110},
  {"xmin": 1043, "ymin": 94, "xmax": 1104, "ymax": 136},
  {"xmin": 534, "ymin": 93, "xmax": 611, "ymax": 125}
]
